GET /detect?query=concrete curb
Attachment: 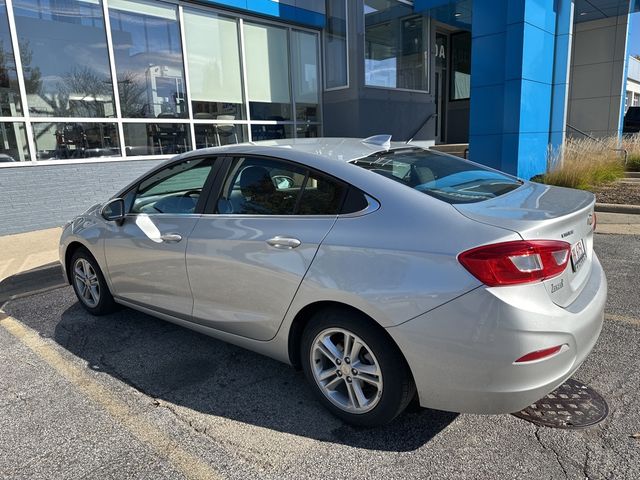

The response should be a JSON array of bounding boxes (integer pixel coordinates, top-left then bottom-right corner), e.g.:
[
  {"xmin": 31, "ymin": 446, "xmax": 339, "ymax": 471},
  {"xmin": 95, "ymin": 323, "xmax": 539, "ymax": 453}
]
[
  {"xmin": 625, "ymin": 172, "xmax": 640, "ymax": 179},
  {"xmin": 595, "ymin": 203, "xmax": 640, "ymax": 215},
  {"xmin": 0, "ymin": 263, "xmax": 66, "ymax": 306}
]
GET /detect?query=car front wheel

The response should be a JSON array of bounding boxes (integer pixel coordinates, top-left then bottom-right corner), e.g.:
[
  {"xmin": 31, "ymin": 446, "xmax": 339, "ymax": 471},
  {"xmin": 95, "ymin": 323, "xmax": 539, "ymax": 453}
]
[
  {"xmin": 301, "ymin": 308, "xmax": 415, "ymax": 426},
  {"xmin": 70, "ymin": 248, "xmax": 117, "ymax": 316}
]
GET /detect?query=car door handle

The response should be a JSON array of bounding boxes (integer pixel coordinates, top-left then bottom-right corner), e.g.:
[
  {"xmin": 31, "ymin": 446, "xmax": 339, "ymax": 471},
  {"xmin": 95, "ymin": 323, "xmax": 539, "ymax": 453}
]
[
  {"xmin": 160, "ymin": 233, "xmax": 183, "ymax": 243},
  {"xmin": 266, "ymin": 236, "xmax": 301, "ymax": 249}
]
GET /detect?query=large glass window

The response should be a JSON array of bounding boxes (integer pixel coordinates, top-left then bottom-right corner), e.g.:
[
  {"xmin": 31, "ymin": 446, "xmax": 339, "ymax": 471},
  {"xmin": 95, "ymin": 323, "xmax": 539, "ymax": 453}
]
[
  {"xmin": 123, "ymin": 122, "xmax": 190, "ymax": 156},
  {"xmin": 244, "ymin": 22, "xmax": 291, "ymax": 121},
  {"xmin": 32, "ymin": 122, "xmax": 119, "ymax": 159},
  {"xmin": 250, "ymin": 124, "xmax": 294, "ymax": 141},
  {"xmin": 364, "ymin": 0, "xmax": 428, "ymax": 91},
  {"xmin": 0, "ymin": 122, "xmax": 29, "ymax": 161},
  {"xmin": 324, "ymin": 0, "xmax": 347, "ymax": 89},
  {"xmin": 183, "ymin": 9, "xmax": 244, "ymax": 120},
  {"xmin": 0, "ymin": 0, "xmax": 22, "ymax": 116},
  {"xmin": 13, "ymin": 0, "xmax": 115, "ymax": 117},
  {"xmin": 450, "ymin": 32, "xmax": 470, "ymax": 100},
  {"xmin": 0, "ymin": 3, "xmax": 324, "ymax": 165},
  {"xmin": 292, "ymin": 30, "xmax": 319, "ymax": 122},
  {"xmin": 194, "ymin": 123, "xmax": 247, "ymax": 149},
  {"xmin": 109, "ymin": 0, "xmax": 187, "ymax": 119}
]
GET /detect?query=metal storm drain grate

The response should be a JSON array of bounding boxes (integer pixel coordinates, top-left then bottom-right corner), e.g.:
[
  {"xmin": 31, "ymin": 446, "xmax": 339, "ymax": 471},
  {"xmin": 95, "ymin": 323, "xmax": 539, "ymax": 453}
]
[{"xmin": 512, "ymin": 379, "xmax": 608, "ymax": 429}]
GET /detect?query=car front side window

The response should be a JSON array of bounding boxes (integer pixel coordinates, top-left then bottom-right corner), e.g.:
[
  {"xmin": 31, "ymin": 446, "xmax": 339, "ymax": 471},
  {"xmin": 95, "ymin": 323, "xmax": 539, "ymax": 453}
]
[{"xmin": 130, "ymin": 158, "xmax": 214, "ymax": 215}]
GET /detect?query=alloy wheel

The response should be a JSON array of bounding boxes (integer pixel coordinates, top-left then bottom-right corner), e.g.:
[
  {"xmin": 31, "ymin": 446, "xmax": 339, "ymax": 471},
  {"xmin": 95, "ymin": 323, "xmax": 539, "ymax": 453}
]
[
  {"xmin": 310, "ymin": 327, "xmax": 383, "ymax": 414},
  {"xmin": 73, "ymin": 258, "xmax": 100, "ymax": 308}
]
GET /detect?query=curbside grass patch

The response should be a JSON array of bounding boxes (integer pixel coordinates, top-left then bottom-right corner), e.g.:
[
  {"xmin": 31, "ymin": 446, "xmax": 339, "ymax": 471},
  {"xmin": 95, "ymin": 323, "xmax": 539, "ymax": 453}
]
[{"xmin": 541, "ymin": 137, "xmax": 626, "ymax": 190}]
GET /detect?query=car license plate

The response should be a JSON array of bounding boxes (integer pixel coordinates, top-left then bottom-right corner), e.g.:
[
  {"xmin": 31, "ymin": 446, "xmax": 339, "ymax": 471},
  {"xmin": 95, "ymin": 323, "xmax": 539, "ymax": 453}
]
[{"xmin": 570, "ymin": 239, "xmax": 586, "ymax": 272}]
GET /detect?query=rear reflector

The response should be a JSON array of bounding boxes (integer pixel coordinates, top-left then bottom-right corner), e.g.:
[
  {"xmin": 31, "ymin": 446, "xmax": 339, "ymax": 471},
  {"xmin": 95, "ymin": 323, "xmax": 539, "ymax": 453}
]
[
  {"xmin": 515, "ymin": 345, "xmax": 563, "ymax": 363},
  {"xmin": 458, "ymin": 240, "xmax": 571, "ymax": 286}
]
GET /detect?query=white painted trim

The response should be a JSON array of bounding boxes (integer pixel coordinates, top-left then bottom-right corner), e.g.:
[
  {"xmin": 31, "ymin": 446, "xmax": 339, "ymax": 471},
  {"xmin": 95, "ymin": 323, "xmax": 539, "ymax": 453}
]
[{"xmin": 4, "ymin": 0, "xmax": 35, "ymax": 163}]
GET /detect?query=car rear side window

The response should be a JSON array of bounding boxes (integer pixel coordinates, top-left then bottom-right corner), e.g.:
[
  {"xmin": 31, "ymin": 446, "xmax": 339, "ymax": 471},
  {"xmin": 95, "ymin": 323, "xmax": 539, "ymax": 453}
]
[
  {"xmin": 216, "ymin": 157, "xmax": 348, "ymax": 216},
  {"xmin": 352, "ymin": 148, "xmax": 522, "ymax": 204},
  {"xmin": 296, "ymin": 171, "xmax": 347, "ymax": 215}
]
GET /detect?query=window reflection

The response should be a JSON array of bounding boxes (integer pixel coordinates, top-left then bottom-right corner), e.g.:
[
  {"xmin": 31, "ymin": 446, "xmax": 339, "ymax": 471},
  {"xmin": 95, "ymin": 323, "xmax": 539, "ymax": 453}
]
[
  {"xmin": 194, "ymin": 123, "xmax": 246, "ymax": 149},
  {"xmin": 292, "ymin": 30, "xmax": 319, "ymax": 122},
  {"xmin": 450, "ymin": 32, "xmax": 470, "ymax": 100},
  {"xmin": 184, "ymin": 9, "xmax": 245, "ymax": 120},
  {"xmin": 109, "ymin": 0, "xmax": 187, "ymax": 119},
  {"xmin": 244, "ymin": 23, "xmax": 291, "ymax": 121},
  {"xmin": 0, "ymin": 122, "xmax": 29, "ymax": 161},
  {"xmin": 364, "ymin": 0, "xmax": 428, "ymax": 91},
  {"xmin": 123, "ymin": 122, "xmax": 191, "ymax": 156},
  {"xmin": 250, "ymin": 124, "xmax": 293, "ymax": 141},
  {"xmin": 0, "ymin": 1, "xmax": 22, "ymax": 116},
  {"xmin": 324, "ymin": 0, "xmax": 348, "ymax": 89},
  {"xmin": 296, "ymin": 124, "xmax": 319, "ymax": 138},
  {"xmin": 33, "ymin": 122, "xmax": 119, "ymax": 159},
  {"xmin": 13, "ymin": 0, "xmax": 115, "ymax": 117}
]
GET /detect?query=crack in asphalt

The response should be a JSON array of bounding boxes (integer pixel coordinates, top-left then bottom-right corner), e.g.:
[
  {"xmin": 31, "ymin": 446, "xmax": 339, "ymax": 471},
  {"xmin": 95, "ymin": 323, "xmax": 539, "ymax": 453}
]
[{"xmin": 534, "ymin": 427, "xmax": 569, "ymax": 479}]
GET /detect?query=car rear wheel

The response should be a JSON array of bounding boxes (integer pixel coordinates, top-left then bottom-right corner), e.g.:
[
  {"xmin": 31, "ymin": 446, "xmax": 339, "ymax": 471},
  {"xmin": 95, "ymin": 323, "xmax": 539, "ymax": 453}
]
[
  {"xmin": 70, "ymin": 248, "xmax": 117, "ymax": 316},
  {"xmin": 301, "ymin": 308, "xmax": 415, "ymax": 426}
]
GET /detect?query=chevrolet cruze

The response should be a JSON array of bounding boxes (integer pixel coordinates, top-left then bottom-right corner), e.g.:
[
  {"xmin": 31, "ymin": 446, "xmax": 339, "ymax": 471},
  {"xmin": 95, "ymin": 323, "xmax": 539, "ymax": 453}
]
[{"xmin": 59, "ymin": 137, "xmax": 606, "ymax": 426}]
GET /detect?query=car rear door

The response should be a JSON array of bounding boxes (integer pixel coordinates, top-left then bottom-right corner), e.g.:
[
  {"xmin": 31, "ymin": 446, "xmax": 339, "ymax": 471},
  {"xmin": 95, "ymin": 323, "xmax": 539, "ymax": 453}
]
[
  {"xmin": 104, "ymin": 156, "xmax": 219, "ymax": 317},
  {"xmin": 186, "ymin": 155, "xmax": 346, "ymax": 341}
]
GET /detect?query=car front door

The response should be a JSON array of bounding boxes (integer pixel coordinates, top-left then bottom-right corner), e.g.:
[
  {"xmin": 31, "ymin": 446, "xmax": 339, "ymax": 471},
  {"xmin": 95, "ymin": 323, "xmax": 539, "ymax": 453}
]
[
  {"xmin": 186, "ymin": 155, "xmax": 347, "ymax": 341},
  {"xmin": 104, "ymin": 156, "xmax": 218, "ymax": 317}
]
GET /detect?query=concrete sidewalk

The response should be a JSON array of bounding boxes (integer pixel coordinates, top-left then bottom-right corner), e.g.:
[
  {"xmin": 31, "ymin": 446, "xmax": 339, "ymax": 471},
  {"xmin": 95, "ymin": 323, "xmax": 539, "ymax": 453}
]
[
  {"xmin": 0, "ymin": 227, "xmax": 61, "ymax": 282},
  {"xmin": 0, "ymin": 227, "xmax": 64, "ymax": 305}
]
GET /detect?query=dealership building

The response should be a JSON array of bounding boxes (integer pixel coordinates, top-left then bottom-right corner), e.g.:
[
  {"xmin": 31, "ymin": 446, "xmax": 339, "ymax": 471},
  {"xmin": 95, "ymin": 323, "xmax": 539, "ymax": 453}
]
[{"xmin": 0, "ymin": 0, "xmax": 638, "ymax": 235}]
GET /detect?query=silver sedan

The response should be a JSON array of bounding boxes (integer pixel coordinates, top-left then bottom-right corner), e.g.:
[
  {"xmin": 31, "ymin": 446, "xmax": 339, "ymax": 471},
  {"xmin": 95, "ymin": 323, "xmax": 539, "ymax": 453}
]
[{"xmin": 59, "ymin": 137, "xmax": 606, "ymax": 426}]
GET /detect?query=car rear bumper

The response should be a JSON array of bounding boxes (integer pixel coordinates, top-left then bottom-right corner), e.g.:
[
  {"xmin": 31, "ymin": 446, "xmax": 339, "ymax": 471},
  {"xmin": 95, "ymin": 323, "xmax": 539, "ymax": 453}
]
[{"xmin": 386, "ymin": 253, "xmax": 607, "ymax": 414}]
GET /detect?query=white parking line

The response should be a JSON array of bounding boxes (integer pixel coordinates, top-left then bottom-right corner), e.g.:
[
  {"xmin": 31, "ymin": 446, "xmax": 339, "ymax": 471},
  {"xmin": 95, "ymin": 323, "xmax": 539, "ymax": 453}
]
[{"xmin": 0, "ymin": 311, "xmax": 223, "ymax": 480}]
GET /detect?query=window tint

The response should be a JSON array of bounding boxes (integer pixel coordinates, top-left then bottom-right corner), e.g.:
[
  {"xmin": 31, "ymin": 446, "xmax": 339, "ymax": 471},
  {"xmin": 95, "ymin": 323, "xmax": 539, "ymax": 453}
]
[
  {"xmin": 352, "ymin": 148, "xmax": 522, "ymax": 204},
  {"xmin": 131, "ymin": 158, "xmax": 213, "ymax": 214},
  {"xmin": 217, "ymin": 157, "xmax": 305, "ymax": 215},
  {"xmin": 297, "ymin": 171, "xmax": 346, "ymax": 215},
  {"xmin": 216, "ymin": 157, "xmax": 347, "ymax": 216},
  {"xmin": 341, "ymin": 187, "xmax": 369, "ymax": 214}
]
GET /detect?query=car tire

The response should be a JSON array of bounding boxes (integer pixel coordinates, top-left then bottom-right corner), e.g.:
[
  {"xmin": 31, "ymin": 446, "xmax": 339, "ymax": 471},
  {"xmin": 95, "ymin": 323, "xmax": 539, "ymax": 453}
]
[
  {"xmin": 301, "ymin": 307, "xmax": 416, "ymax": 427},
  {"xmin": 70, "ymin": 248, "xmax": 118, "ymax": 316}
]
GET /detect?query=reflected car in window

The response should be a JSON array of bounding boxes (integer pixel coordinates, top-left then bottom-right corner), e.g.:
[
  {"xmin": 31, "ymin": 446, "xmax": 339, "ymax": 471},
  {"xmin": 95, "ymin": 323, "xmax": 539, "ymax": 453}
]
[{"xmin": 59, "ymin": 137, "xmax": 606, "ymax": 426}]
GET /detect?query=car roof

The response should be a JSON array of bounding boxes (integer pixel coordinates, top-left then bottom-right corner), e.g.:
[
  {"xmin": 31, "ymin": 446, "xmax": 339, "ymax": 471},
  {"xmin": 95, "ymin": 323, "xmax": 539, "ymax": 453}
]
[{"xmin": 179, "ymin": 137, "xmax": 414, "ymax": 163}]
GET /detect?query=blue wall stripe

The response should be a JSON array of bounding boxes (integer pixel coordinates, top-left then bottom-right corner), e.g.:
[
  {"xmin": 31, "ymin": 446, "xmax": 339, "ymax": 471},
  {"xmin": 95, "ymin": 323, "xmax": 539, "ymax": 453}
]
[{"xmin": 196, "ymin": 0, "xmax": 325, "ymax": 28}]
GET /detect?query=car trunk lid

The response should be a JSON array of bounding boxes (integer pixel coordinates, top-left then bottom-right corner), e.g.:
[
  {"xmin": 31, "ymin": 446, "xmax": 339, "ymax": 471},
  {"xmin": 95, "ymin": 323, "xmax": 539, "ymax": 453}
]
[{"xmin": 454, "ymin": 182, "xmax": 596, "ymax": 307}]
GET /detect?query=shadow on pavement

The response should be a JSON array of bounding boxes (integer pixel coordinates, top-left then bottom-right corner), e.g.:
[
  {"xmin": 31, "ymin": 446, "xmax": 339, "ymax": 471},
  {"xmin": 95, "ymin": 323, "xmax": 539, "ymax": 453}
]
[{"xmin": 9, "ymin": 293, "xmax": 457, "ymax": 452}]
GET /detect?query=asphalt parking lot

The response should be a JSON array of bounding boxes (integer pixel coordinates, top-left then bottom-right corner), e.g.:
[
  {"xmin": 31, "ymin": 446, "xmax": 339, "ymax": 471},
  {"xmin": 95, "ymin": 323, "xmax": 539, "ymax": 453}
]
[{"xmin": 1, "ymin": 233, "xmax": 639, "ymax": 480}]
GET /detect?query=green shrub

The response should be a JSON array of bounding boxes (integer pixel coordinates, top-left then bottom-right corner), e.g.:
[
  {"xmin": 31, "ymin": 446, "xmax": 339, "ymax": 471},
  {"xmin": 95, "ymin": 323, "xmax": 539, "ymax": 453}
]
[{"xmin": 626, "ymin": 154, "xmax": 640, "ymax": 172}]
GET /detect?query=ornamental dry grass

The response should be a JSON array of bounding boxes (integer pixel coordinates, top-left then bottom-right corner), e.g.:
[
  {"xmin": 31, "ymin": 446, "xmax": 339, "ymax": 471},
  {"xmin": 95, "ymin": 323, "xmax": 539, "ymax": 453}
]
[
  {"xmin": 622, "ymin": 135, "xmax": 640, "ymax": 172},
  {"xmin": 543, "ymin": 137, "xmax": 626, "ymax": 190}
]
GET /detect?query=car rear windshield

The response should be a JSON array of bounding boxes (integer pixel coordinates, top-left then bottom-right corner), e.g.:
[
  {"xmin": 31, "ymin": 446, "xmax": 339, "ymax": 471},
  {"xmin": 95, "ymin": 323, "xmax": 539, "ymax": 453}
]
[{"xmin": 352, "ymin": 148, "xmax": 522, "ymax": 204}]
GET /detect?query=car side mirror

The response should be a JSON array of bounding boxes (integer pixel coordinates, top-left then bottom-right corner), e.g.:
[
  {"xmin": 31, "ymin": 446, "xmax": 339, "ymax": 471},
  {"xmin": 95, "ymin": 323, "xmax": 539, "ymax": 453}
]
[{"xmin": 101, "ymin": 198, "xmax": 125, "ymax": 224}]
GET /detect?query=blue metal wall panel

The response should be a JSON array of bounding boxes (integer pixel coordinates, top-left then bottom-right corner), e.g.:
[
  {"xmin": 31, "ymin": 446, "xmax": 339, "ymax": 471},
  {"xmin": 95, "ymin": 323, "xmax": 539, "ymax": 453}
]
[
  {"xmin": 198, "ymin": 0, "xmax": 325, "ymax": 28},
  {"xmin": 469, "ymin": 0, "xmax": 573, "ymax": 179}
]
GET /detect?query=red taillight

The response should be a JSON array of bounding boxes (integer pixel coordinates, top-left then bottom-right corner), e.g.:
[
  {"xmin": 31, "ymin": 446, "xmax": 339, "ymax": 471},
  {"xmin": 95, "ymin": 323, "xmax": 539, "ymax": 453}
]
[
  {"xmin": 515, "ymin": 345, "xmax": 563, "ymax": 363},
  {"xmin": 458, "ymin": 240, "xmax": 571, "ymax": 286}
]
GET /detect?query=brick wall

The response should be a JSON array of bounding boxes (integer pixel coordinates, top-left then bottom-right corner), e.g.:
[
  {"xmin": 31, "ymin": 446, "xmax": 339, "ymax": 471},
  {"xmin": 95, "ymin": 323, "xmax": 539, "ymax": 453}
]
[{"xmin": 0, "ymin": 159, "xmax": 165, "ymax": 236}]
